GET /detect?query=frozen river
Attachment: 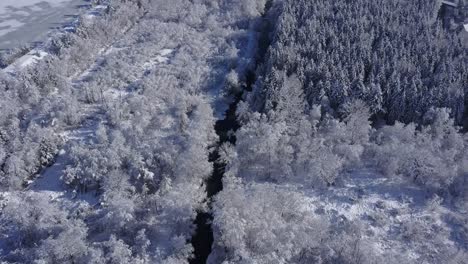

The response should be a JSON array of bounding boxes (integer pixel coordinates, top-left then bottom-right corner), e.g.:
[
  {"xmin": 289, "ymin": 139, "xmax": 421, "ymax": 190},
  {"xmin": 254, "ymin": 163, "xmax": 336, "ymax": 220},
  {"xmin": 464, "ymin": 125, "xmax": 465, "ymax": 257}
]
[{"xmin": 0, "ymin": 0, "xmax": 88, "ymax": 49}]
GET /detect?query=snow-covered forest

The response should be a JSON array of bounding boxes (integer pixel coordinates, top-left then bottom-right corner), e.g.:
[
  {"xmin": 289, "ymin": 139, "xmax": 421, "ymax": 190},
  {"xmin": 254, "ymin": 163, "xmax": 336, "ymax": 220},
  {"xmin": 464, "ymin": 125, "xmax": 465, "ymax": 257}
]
[{"xmin": 0, "ymin": 0, "xmax": 467, "ymax": 263}]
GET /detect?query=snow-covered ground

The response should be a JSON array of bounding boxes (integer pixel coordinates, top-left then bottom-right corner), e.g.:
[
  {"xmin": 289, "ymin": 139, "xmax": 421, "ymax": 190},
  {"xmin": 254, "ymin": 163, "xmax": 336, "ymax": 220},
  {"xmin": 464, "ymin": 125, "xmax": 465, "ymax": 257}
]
[
  {"xmin": 302, "ymin": 169, "xmax": 465, "ymax": 261},
  {"xmin": 2, "ymin": 49, "xmax": 48, "ymax": 72},
  {"xmin": 0, "ymin": 0, "xmax": 88, "ymax": 49},
  {"xmin": 211, "ymin": 168, "xmax": 468, "ymax": 263}
]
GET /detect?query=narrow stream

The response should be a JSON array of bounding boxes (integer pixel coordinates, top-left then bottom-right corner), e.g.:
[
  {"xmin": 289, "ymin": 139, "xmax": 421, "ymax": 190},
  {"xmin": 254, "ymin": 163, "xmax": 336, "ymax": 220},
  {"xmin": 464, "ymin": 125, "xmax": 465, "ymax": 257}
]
[
  {"xmin": 189, "ymin": 91, "xmax": 241, "ymax": 264},
  {"xmin": 190, "ymin": 2, "xmax": 274, "ymax": 263}
]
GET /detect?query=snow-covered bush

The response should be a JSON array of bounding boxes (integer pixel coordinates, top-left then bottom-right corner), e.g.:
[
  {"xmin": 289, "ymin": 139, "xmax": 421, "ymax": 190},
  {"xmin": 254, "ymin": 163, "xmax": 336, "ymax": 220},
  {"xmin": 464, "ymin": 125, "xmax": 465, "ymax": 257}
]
[
  {"xmin": 229, "ymin": 99, "xmax": 373, "ymax": 187},
  {"xmin": 211, "ymin": 182, "xmax": 400, "ymax": 264},
  {"xmin": 0, "ymin": 46, "xmax": 30, "ymax": 68},
  {"xmin": 367, "ymin": 108, "xmax": 467, "ymax": 192},
  {"xmin": 64, "ymin": 129, "xmax": 131, "ymax": 191},
  {"xmin": 0, "ymin": 124, "xmax": 61, "ymax": 190},
  {"xmin": 0, "ymin": 193, "xmax": 93, "ymax": 263},
  {"xmin": 211, "ymin": 183, "xmax": 329, "ymax": 263}
]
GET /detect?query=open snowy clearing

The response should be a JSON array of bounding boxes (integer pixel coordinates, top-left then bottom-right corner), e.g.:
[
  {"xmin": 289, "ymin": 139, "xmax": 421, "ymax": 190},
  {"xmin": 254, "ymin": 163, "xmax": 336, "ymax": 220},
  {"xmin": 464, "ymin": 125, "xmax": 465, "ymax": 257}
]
[{"xmin": 0, "ymin": 0, "xmax": 88, "ymax": 49}]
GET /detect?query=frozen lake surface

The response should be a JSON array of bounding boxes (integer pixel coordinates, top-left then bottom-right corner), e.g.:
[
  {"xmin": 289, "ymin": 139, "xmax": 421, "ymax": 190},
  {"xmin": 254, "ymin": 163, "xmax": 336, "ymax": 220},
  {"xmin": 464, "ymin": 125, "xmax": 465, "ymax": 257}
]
[{"xmin": 0, "ymin": 0, "xmax": 88, "ymax": 49}]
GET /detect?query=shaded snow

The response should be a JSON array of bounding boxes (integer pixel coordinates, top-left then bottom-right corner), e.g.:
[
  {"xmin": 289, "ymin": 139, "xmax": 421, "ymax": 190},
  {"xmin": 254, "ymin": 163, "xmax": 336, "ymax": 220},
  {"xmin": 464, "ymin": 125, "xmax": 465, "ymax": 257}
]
[
  {"xmin": 30, "ymin": 149, "xmax": 99, "ymax": 206},
  {"xmin": 103, "ymin": 89, "xmax": 131, "ymax": 101},
  {"xmin": 28, "ymin": 115, "xmax": 102, "ymax": 206},
  {"xmin": 0, "ymin": 19, "xmax": 24, "ymax": 36}
]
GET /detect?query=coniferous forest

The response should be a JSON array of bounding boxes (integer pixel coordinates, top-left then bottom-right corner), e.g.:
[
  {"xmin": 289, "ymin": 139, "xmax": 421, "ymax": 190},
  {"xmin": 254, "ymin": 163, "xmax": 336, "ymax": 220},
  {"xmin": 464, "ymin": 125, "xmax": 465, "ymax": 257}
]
[{"xmin": 0, "ymin": 0, "xmax": 467, "ymax": 263}]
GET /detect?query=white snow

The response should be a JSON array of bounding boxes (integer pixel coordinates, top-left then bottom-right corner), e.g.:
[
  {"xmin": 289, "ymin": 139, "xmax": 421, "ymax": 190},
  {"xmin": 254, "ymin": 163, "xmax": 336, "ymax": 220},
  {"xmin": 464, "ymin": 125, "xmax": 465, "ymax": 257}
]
[
  {"xmin": 297, "ymin": 168, "xmax": 463, "ymax": 261},
  {"xmin": 0, "ymin": 0, "xmax": 107, "ymax": 73},
  {"xmin": 213, "ymin": 166, "xmax": 466, "ymax": 262},
  {"xmin": 93, "ymin": 5, "xmax": 108, "ymax": 10},
  {"xmin": 3, "ymin": 49, "xmax": 48, "ymax": 73},
  {"xmin": 11, "ymin": 45, "xmax": 175, "ymax": 213},
  {"xmin": 159, "ymin": 48, "xmax": 174, "ymax": 57},
  {"xmin": 30, "ymin": 148, "xmax": 99, "ymax": 205},
  {"xmin": 441, "ymin": 0, "xmax": 458, "ymax": 7},
  {"xmin": 26, "ymin": 114, "xmax": 103, "ymax": 207},
  {"xmin": 142, "ymin": 49, "xmax": 174, "ymax": 69}
]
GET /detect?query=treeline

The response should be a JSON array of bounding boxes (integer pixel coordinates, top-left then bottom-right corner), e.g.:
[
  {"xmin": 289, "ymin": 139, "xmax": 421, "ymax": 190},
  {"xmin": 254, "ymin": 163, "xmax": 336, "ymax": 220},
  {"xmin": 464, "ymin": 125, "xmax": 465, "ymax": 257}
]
[{"xmin": 250, "ymin": 0, "xmax": 467, "ymax": 125}]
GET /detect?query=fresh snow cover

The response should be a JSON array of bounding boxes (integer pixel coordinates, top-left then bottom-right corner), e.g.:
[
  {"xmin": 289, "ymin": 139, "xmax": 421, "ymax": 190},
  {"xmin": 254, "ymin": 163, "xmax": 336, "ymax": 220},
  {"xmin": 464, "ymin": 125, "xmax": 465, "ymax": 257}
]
[
  {"xmin": 1, "ymin": 5, "xmax": 214, "ymax": 258},
  {"xmin": 1, "ymin": 0, "xmax": 467, "ymax": 263},
  {"xmin": 3, "ymin": 49, "xmax": 48, "ymax": 73},
  {"xmin": 142, "ymin": 48, "xmax": 174, "ymax": 70},
  {"xmin": 211, "ymin": 168, "xmax": 467, "ymax": 263},
  {"xmin": 29, "ymin": 122, "xmax": 101, "ymax": 206}
]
